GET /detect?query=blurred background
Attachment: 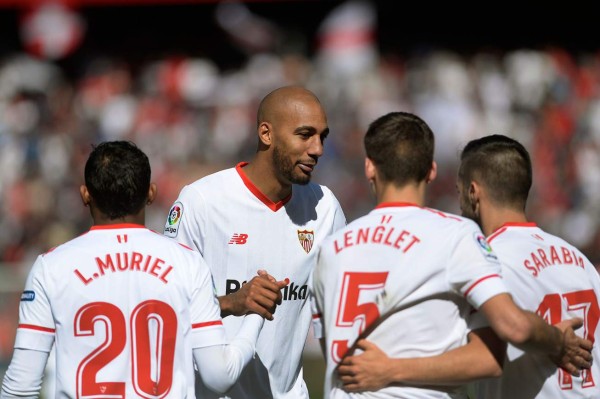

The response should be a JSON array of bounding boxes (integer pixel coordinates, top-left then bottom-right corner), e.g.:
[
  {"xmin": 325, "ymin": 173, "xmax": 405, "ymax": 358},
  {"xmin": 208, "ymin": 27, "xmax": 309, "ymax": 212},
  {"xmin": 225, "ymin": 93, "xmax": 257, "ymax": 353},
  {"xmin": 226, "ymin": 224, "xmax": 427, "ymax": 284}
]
[{"xmin": 0, "ymin": 0, "xmax": 599, "ymax": 397}]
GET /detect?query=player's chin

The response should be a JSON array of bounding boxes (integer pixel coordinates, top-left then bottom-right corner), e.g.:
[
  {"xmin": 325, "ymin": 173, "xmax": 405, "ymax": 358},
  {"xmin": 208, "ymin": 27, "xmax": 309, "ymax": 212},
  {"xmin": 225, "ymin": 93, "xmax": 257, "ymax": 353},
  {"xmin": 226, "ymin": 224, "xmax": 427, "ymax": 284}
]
[{"xmin": 291, "ymin": 172, "xmax": 311, "ymax": 185}]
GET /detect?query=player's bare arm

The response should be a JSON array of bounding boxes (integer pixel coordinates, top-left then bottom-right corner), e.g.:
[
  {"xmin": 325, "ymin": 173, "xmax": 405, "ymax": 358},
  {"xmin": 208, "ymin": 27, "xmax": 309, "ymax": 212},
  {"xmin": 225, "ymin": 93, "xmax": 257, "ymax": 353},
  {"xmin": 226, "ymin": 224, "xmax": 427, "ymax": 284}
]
[
  {"xmin": 218, "ymin": 272, "xmax": 288, "ymax": 320},
  {"xmin": 338, "ymin": 327, "xmax": 504, "ymax": 392},
  {"xmin": 480, "ymin": 293, "xmax": 593, "ymax": 376}
]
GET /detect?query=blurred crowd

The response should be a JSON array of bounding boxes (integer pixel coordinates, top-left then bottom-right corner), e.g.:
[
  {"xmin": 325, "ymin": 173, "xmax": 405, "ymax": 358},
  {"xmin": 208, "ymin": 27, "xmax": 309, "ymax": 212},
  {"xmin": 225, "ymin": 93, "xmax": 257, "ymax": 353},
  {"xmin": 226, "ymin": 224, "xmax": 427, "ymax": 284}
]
[
  {"xmin": 1, "ymin": 46, "xmax": 600, "ymax": 268},
  {"xmin": 1, "ymin": 0, "xmax": 600, "ymax": 367}
]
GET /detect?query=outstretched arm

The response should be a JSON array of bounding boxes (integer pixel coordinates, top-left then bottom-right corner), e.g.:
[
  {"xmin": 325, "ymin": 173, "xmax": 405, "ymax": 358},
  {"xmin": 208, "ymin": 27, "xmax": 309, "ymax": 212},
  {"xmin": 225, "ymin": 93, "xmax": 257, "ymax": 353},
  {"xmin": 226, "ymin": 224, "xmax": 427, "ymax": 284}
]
[
  {"xmin": 218, "ymin": 271, "xmax": 288, "ymax": 320},
  {"xmin": 479, "ymin": 293, "xmax": 592, "ymax": 376},
  {"xmin": 337, "ymin": 327, "xmax": 504, "ymax": 392}
]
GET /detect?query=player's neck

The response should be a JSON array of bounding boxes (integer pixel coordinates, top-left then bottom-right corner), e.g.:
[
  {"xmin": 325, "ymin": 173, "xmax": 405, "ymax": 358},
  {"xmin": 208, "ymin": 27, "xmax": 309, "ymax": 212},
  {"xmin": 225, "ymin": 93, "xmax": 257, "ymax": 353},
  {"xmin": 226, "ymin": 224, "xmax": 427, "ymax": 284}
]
[
  {"xmin": 91, "ymin": 208, "xmax": 146, "ymax": 227},
  {"xmin": 481, "ymin": 206, "xmax": 528, "ymax": 236},
  {"xmin": 242, "ymin": 160, "xmax": 292, "ymax": 203},
  {"xmin": 376, "ymin": 181, "xmax": 426, "ymax": 207}
]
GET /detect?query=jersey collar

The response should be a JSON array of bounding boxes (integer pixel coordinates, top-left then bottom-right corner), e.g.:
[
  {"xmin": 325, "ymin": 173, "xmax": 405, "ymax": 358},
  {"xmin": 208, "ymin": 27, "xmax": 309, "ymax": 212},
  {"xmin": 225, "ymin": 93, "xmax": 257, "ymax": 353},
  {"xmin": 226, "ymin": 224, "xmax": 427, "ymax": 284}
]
[
  {"xmin": 90, "ymin": 223, "xmax": 146, "ymax": 231},
  {"xmin": 375, "ymin": 202, "xmax": 420, "ymax": 209},
  {"xmin": 236, "ymin": 162, "xmax": 291, "ymax": 212},
  {"xmin": 488, "ymin": 222, "xmax": 537, "ymax": 242}
]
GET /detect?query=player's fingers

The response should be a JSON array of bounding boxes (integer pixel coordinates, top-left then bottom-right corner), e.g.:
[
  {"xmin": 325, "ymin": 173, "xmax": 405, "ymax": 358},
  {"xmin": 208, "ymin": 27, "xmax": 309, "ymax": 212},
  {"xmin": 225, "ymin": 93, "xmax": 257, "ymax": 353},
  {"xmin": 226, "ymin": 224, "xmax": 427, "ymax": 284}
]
[
  {"xmin": 354, "ymin": 339, "xmax": 368, "ymax": 351},
  {"xmin": 578, "ymin": 337, "xmax": 594, "ymax": 352},
  {"xmin": 563, "ymin": 362, "xmax": 581, "ymax": 377},
  {"xmin": 565, "ymin": 317, "xmax": 584, "ymax": 330}
]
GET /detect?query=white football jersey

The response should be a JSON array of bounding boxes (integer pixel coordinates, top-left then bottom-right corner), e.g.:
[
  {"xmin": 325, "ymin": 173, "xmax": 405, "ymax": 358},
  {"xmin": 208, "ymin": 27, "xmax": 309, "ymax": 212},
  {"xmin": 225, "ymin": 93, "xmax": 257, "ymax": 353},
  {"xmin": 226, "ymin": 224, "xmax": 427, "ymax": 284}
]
[
  {"xmin": 14, "ymin": 224, "xmax": 228, "ymax": 399},
  {"xmin": 312, "ymin": 203, "xmax": 508, "ymax": 399},
  {"xmin": 472, "ymin": 222, "xmax": 600, "ymax": 399},
  {"xmin": 164, "ymin": 162, "xmax": 347, "ymax": 398}
]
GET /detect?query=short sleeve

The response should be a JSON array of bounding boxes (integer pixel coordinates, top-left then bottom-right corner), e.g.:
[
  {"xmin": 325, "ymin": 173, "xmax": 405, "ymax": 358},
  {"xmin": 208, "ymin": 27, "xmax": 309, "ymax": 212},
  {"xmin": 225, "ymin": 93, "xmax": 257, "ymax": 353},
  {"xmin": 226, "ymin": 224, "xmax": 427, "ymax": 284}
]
[
  {"xmin": 14, "ymin": 255, "xmax": 55, "ymax": 352},
  {"xmin": 164, "ymin": 185, "xmax": 205, "ymax": 253}
]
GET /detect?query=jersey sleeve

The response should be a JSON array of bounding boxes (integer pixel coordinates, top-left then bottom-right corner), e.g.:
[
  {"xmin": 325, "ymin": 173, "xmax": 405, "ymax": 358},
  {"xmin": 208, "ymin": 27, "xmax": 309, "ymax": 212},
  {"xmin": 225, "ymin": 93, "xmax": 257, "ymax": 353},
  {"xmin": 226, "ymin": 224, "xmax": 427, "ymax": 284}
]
[
  {"xmin": 447, "ymin": 222, "xmax": 509, "ymax": 309},
  {"xmin": 13, "ymin": 255, "xmax": 55, "ymax": 353},
  {"xmin": 164, "ymin": 185, "xmax": 205, "ymax": 253},
  {"xmin": 188, "ymin": 255, "xmax": 229, "ymax": 348}
]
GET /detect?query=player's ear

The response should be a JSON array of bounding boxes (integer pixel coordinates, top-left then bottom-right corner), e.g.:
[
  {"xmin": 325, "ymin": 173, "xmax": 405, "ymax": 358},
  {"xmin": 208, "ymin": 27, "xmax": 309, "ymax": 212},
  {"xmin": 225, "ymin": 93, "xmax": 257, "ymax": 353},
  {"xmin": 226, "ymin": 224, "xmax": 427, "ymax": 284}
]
[
  {"xmin": 258, "ymin": 122, "xmax": 272, "ymax": 146},
  {"xmin": 365, "ymin": 157, "xmax": 376, "ymax": 181},
  {"xmin": 80, "ymin": 185, "xmax": 91, "ymax": 207},
  {"xmin": 146, "ymin": 183, "xmax": 157, "ymax": 205},
  {"xmin": 426, "ymin": 161, "xmax": 437, "ymax": 183}
]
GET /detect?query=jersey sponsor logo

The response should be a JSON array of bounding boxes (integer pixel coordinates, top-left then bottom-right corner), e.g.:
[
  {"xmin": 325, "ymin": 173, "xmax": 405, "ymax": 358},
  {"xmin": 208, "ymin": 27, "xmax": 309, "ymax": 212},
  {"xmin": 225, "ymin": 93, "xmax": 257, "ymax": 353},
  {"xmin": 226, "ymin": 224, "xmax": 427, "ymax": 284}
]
[
  {"xmin": 228, "ymin": 233, "xmax": 248, "ymax": 245},
  {"xmin": 21, "ymin": 290, "xmax": 35, "ymax": 301},
  {"xmin": 298, "ymin": 229, "xmax": 314, "ymax": 253},
  {"xmin": 474, "ymin": 232, "xmax": 498, "ymax": 261},
  {"xmin": 226, "ymin": 279, "xmax": 308, "ymax": 300},
  {"xmin": 164, "ymin": 202, "xmax": 183, "ymax": 238}
]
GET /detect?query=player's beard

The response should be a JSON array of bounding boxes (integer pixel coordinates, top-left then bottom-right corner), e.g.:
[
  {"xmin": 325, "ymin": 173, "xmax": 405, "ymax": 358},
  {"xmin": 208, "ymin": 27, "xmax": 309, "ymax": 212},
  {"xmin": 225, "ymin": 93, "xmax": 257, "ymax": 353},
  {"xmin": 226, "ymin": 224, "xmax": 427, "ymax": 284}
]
[
  {"xmin": 273, "ymin": 145, "xmax": 311, "ymax": 185},
  {"xmin": 459, "ymin": 191, "xmax": 481, "ymax": 227}
]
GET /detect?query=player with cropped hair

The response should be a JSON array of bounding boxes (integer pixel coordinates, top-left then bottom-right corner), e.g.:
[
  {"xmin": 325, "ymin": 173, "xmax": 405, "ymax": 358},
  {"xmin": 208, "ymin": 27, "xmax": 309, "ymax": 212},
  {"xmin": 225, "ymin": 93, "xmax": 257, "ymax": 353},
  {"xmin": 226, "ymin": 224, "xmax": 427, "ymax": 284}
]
[
  {"xmin": 164, "ymin": 86, "xmax": 346, "ymax": 398},
  {"xmin": 314, "ymin": 114, "xmax": 592, "ymax": 398},
  {"xmin": 460, "ymin": 135, "xmax": 600, "ymax": 398},
  {"xmin": 1, "ymin": 141, "xmax": 267, "ymax": 399}
]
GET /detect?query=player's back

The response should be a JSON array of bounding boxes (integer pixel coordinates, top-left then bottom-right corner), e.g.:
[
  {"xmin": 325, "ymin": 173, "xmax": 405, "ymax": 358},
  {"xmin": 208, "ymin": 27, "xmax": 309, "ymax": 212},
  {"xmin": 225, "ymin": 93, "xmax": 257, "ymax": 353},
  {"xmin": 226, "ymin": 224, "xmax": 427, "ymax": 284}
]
[
  {"xmin": 313, "ymin": 203, "xmax": 506, "ymax": 398},
  {"xmin": 20, "ymin": 224, "xmax": 216, "ymax": 398},
  {"xmin": 474, "ymin": 222, "xmax": 600, "ymax": 399}
]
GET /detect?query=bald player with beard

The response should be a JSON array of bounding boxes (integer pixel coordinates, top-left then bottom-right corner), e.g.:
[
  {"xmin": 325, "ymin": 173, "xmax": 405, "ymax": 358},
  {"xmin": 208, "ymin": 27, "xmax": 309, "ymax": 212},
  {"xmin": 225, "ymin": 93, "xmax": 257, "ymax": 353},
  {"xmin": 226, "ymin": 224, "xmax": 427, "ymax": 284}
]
[{"xmin": 164, "ymin": 86, "xmax": 347, "ymax": 398}]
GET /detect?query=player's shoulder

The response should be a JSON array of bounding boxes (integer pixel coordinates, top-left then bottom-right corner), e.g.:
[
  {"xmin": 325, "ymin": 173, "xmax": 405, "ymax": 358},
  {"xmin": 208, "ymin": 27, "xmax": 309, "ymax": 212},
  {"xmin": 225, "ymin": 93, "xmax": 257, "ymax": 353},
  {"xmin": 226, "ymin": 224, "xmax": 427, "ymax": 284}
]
[
  {"xmin": 185, "ymin": 166, "xmax": 236, "ymax": 190},
  {"xmin": 295, "ymin": 181, "xmax": 340, "ymax": 205}
]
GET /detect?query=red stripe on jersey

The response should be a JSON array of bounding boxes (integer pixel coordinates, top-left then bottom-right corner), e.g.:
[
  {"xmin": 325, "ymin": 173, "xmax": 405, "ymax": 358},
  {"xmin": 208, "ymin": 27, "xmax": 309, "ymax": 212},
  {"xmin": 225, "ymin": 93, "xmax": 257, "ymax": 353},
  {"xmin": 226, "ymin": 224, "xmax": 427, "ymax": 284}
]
[
  {"xmin": 236, "ymin": 162, "xmax": 291, "ymax": 212},
  {"xmin": 463, "ymin": 274, "xmax": 502, "ymax": 297},
  {"xmin": 312, "ymin": 313, "xmax": 322, "ymax": 320},
  {"xmin": 18, "ymin": 324, "xmax": 55, "ymax": 333},
  {"xmin": 375, "ymin": 202, "xmax": 419, "ymax": 209},
  {"xmin": 192, "ymin": 320, "xmax": 223, "ymax": 329},
  {"xmin": 90, "ymin": 223, "xmax": 145, "ymax": 230},
  {"xmin": 488, "ymin": 222, "xmax": 537, "ymax": 243}
]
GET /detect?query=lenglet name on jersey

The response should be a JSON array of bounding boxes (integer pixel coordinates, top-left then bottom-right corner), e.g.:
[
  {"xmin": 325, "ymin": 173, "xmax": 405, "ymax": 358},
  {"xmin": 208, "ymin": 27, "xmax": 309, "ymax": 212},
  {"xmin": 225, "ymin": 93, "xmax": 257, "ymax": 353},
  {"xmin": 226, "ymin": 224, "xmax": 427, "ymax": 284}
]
[
  {"xmin": 333, "ymin": 226, "xmax": 421, "ymax": 254},
  {"xmin": 74, "ymin": 252, "xmax": 174, "ymax": 285}
]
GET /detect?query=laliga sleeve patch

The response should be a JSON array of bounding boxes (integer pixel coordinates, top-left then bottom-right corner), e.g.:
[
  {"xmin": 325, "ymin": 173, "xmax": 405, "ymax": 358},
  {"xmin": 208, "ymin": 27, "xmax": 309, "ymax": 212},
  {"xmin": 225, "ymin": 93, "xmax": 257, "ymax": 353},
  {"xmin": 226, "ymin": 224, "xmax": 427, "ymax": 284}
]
[
  {"xmin": 21, "ymin": 290, "xmax": 35, "ymax": 301},
  {"xmin": 164, "ymin": 202, "xmax": 183, "ymax": 238},
  {"xmin": 473, "ymin": 232, "xmax": 498, "ymax": 261}
]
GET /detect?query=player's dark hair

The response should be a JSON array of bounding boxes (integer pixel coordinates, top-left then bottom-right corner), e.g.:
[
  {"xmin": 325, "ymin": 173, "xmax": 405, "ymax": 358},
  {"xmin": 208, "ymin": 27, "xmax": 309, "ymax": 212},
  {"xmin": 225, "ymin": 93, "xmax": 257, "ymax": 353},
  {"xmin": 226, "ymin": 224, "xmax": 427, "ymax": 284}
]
[
  {"xmin": 84, "ymin": 141, "xmax": 150, "ymax": 219},
  {"xmin": 364, "ymin": 111, "xmax": 434, "ymax": 185},
  {"xmin": 459, "ymin": 134, "xmax": 532, "ymax": 211}
]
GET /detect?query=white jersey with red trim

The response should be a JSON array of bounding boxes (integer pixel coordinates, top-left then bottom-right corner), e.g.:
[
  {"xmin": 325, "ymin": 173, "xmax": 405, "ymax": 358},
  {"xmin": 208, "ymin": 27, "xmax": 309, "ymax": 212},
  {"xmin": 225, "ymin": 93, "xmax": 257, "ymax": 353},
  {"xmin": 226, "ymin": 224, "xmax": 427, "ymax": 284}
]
[
  {"xmin": 14, "ymin": 224, "xmax": 228, "ymax": 399},
  {"xmin": 164, "ymin": 162, "xmax": 347, "ymax": 398},
  {"xmin": 312, "ymin": 203, "xmax": 508, "ymax": 399},
  {"xmin": 472, "ymin": 223, "xmax": 600, "ymax": 399}
]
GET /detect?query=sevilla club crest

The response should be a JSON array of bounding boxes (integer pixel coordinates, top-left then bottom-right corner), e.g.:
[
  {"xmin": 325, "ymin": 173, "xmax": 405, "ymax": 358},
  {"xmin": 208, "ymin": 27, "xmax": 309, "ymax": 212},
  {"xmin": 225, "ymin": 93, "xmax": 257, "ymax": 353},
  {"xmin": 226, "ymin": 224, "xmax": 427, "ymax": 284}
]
[{"xmin": 297, "ymin": 230, "xmax": 314, "ymax": 253}]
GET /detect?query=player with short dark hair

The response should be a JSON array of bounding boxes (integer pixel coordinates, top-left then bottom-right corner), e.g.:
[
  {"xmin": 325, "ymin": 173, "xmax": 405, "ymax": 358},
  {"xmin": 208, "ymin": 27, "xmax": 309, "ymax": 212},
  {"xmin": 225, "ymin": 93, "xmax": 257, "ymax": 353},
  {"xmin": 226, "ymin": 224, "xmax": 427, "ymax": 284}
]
[
  {"xmin": 313, "ymin": 114, "xmax": 592, "ymax": 398},
  {"xmin": 1, "ymin": 140, "xmax": 265, "ymax": 398},
  {"xmin": 164, "ymin": 86, "xmax": 347, "ymax": 398},
  {"xmin": 460, "ymin": 135, "xmax": 600, "ymax": 398}
]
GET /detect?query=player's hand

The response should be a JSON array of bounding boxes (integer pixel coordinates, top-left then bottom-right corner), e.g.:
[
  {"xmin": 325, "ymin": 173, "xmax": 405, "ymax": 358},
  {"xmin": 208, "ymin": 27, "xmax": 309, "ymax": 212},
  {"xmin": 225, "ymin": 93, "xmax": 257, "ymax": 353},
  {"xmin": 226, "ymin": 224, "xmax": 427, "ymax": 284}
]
[
  {"xmin": 337, "ymin": 339, "xmax": 393, "ymax": 392},
  {"xmin": 551, "ymin": 317, "xmax": 593, "ymax": 376},
  {"xmin": 218, "ymin": 271, "xmax": 288, "ymax": 321}
]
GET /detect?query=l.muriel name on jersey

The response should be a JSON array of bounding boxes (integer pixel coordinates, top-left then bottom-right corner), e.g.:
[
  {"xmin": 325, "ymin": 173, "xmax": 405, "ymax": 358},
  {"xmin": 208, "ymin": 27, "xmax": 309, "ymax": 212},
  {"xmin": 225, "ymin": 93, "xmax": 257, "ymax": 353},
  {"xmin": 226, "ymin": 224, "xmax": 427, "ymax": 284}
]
[{"xmin": 74, "ymin": 252, "xmax": 174, "ymax": 285}]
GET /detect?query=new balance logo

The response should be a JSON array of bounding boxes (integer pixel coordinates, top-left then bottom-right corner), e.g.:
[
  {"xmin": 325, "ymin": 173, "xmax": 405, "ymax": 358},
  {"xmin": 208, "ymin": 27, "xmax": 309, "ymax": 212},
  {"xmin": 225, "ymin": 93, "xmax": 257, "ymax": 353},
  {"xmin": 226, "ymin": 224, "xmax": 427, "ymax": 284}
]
[{"xmin": 228, "ymin": 233, "xmax": 248, "ymax": 245}]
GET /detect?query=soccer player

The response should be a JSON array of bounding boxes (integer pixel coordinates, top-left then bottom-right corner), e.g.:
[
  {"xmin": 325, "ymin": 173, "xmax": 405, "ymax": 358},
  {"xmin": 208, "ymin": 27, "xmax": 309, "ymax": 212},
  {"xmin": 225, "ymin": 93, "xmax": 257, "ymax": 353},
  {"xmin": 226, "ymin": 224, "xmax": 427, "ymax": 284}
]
[
  {"xmin": 0, "ymin": 141, "xmax": 266, "ymax": 399},
  {"xmin": 163, "ymin": 85, "xmax": 347, "ymax": 398},
  {"xmin": 312, "ymin": 113, "xmax": 592, "ymax": 398},
  {"xmin": 459, "ymin": 135, "xmax": 600, "ymax": 398},
  {"xmin": 335, "ymin": 135, "xmax": 599, "ymax": 398}
]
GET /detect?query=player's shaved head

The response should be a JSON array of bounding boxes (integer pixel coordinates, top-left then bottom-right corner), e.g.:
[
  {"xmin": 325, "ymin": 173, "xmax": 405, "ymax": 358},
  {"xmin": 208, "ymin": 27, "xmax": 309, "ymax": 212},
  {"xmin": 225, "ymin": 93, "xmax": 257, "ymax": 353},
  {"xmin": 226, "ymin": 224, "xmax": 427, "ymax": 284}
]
[
  {"xmin": 257, "ymin": 85, "xmax": 322, "ymax": 128},
  {"xmin": 459, "ymin": 134, "xmax": 532, "ymax": 211}
]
